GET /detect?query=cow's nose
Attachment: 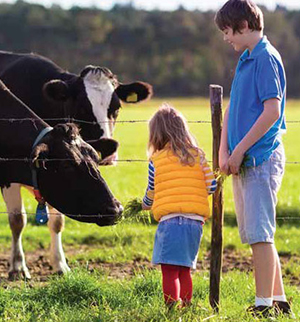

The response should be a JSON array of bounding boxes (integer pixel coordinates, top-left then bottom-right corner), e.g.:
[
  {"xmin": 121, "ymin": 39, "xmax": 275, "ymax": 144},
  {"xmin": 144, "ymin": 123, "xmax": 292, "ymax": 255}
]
[{"xmin": 113, "ymin": 198, "xmax": 123, "ymax": 216}]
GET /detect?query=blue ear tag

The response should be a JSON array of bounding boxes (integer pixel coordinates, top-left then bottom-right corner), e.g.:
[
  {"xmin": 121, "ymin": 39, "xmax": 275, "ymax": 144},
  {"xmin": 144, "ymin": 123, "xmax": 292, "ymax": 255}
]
[{"xmin": 35, "ymin": 203, "xmax": 49, "ymax": 225}]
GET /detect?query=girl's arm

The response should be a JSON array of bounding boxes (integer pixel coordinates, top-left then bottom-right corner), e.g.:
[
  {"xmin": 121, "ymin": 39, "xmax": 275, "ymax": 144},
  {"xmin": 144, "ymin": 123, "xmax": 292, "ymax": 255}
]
[
  {"xmin": 142, "ymin": 161, "xmax": 155, "ymax": 210},
  {"xmin": 202, "ymin": 159, "xmax": 217, "ymax": 194},
  {"xmin": 228, "ymin": 98, "xmax": 281, "ymax": 175}
]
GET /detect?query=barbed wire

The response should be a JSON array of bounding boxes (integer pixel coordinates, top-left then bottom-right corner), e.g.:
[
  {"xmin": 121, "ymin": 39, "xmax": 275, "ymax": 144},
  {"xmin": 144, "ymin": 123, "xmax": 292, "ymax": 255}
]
[
  {"xmin": 0, "ymin": 115, "xmax": 299, "ymax": 169},
  {"xmin": 0, "ymin": 157, "xmax": 299, "ymax": 165},
  {"xmin": 0, "ymin": 158, "xmax": 148, "ymax": 163},
  {"xmin": 0, "ymin": 211, "xmax": 116, "ymax": 218},
  {"xmin": 0, "ymin": 117, "xmax": 299, "ymax": 124},
  {"xmin": 0, "ymin": 211, "xmax": 298, "ymax": 221},
  {"xmin": 0, "ymin": 116, "xmax": 298, "ymax": 228},
  {"xmin": 0, "ymin": 117, "xmax": 212, "ymax": 124}
]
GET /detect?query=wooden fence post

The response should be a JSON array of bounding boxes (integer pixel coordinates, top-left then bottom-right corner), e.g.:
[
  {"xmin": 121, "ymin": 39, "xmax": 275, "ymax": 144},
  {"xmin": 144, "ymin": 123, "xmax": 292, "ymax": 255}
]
[{"xmin": 209, "ymin": 84, "xmax": 224, "ymax": 312}]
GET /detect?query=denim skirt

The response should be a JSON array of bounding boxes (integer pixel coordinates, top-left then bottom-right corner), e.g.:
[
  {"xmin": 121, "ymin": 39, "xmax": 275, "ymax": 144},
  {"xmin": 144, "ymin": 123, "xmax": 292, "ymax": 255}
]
[{"xmin": 152, "ymin": 216, "xmax": 203, "ymax": 269}]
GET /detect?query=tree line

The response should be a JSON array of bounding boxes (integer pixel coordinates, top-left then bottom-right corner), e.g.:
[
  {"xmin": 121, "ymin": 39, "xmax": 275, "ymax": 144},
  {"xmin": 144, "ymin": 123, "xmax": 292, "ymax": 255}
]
[{"xmin": 1, "ymin": 1, "xmax": 300, "ymax": 97}]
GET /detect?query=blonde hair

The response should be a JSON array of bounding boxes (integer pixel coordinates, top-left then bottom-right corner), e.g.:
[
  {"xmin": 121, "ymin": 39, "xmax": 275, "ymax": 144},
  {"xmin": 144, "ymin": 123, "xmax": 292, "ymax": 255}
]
[{"xmin": 148, "ymin": 104, "xmax": 205, "ymax": 166}]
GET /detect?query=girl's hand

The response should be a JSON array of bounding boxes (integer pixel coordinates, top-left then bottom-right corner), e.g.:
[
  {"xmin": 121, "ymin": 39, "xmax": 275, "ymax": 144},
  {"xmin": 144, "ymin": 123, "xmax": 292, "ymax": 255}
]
[
  {"xmin": 227, "ymin": 148, "xmax": 244, "ymax": 175},
  {"xmin": 142, "ymin": 202, "xmax": 151, "ymax": 211},
  {"xmin": 219, "ymin": 149, "xmax": 230, "ymax": 175}
]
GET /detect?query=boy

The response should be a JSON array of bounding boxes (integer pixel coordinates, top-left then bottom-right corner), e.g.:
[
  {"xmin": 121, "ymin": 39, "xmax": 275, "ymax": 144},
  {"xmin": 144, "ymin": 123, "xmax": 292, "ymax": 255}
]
[{"xmin": 215, "ymin": 0, "xmax": 294, "ymax": 318}]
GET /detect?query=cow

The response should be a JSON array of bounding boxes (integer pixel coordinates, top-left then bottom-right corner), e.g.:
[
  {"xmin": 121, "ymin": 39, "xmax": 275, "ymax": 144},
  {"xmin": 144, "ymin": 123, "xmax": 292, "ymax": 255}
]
[
  {"xmin": 0, "ymin": 51, "xmax": 152, "ymax": 159},
  {"xmin": 0, "ymin": 80, "xmax": 123, "ymax": 279},
  {"xmin": 0, "ymin": 51, "xmax": 152, "ymax": 278}
]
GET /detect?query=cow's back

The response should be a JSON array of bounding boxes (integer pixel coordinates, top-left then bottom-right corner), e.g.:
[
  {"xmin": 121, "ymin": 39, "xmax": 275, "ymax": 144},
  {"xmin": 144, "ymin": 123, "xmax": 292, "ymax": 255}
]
[
  {"xmin": 0, "ymin": 51, "xmax": 63, "ymax": 79},
  {"xmin": 0, "ymin": 51, "xmax": 25, "ymax": 73},
  {"xmin": 0, "ymin": 51, "xmax": 68, "ymax": 118}
]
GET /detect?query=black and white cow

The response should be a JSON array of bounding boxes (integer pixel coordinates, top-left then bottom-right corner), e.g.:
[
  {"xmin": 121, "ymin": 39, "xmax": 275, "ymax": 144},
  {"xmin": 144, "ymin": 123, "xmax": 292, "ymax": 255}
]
[
  {"xmin": 0, "ymin": 80, "xmax": 123, "ymax": 279},
  {"xmin": 0, "ymin": 51, "xmax": 152, "ymax": 278},
  {"xmin": 0, "ymin": 51, "xmax": 152, "ymax": 158}
]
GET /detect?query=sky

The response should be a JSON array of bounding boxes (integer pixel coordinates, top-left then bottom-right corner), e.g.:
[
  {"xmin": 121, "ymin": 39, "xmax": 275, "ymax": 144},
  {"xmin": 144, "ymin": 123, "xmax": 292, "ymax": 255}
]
[{"xmin": 1, "ymin": 0, "xmax": 300, "ymax": 11}]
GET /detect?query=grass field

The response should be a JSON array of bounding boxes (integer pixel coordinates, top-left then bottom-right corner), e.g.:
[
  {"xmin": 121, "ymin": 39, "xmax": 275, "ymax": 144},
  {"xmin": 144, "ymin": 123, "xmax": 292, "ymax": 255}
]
[{"xmin": 0, "ymin": 98, "xmax": 300, "ymax": 321}]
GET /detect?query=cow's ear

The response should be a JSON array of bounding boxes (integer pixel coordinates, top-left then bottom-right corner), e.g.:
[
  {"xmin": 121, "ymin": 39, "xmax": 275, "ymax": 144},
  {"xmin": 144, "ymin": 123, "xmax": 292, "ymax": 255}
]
[
  {"xmin": 43, "ymin": 80, "xmax": 70, "ymax": 102},
  {"xmin": 30, "ymin": 143, "xmax": 49, "ymax": 166},
  {"xmin": 115, "ymin": 82, "xmax": 153, "ymax": 103}
]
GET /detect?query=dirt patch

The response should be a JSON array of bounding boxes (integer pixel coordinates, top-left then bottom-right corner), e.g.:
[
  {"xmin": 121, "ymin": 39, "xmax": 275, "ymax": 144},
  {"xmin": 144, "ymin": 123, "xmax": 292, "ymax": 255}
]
[
  {"xmin": 199, "ymin": 248, "xmax": 253, "ymax": 273},
  {"xmin": 0, "ymin": 247, "xmax": 299, "ymax": 286}
]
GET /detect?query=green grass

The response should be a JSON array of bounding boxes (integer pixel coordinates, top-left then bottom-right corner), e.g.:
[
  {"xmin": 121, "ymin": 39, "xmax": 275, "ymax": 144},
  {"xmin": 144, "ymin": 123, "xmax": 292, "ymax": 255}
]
[
  {"xmin": 0, "ymin": 269, "xmax": 299, "ymax": 322},
  {"xmin": 1, "ymin": 213, "xmax": 300, "ymax": 262},
  {"xmin": 0, "ymin": 98, "xmax": 300, "ymax": 321}
]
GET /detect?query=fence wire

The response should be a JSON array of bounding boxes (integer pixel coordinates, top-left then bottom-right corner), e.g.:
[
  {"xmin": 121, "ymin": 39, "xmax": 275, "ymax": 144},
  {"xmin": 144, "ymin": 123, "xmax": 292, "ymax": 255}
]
[
  {"xmin": 1, "ymin": 116, "xmax": 300, "ymax": 163},
  {"xmin": 0, "ymin": 157, "xmax": 299, "ymax": 165},
  {"xmin": 0, "ymin": 115, "xmax": 299, "ymax": 219},
  {"xmin": 0, "ymin": 211, "xmax": 299, "ymax": 221},
  {"xmin": 0, "ymin": 212, "xmax": 299, "ymax": 223},
  {"xmin": 0, "ymin": 117, "xmax": 300, "ymax": 124}
]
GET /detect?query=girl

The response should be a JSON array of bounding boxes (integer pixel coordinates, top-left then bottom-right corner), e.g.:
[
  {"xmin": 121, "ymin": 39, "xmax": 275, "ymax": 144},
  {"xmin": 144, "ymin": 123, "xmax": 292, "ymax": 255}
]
[{"xmin": 142, "ymin": 104, "xmax": 217, "ymax": 308}]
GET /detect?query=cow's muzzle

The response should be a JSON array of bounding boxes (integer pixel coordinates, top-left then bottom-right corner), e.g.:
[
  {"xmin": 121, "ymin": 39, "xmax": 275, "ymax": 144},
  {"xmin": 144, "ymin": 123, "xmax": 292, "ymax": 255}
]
[{"xmin": 96, "ymin": 200, "xmax": 123, "ymax": 227}]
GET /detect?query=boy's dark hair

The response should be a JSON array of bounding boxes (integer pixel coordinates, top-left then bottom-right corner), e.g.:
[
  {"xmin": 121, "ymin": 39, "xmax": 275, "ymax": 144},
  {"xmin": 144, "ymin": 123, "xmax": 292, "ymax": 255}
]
[{"xmin": 215, "ymin": 0, "xmax": 263, "ymax": 34}]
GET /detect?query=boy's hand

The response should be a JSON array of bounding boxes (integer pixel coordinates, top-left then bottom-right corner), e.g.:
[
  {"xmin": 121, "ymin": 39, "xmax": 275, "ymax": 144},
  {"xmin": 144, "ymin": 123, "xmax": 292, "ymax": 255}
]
[
  {"xmin": 219, "ymin": 149, "xmax": 231, "ymax": 175},
  {"xmin": 228, "ymin": 148, "xmax": 244, "ymax": 175}
]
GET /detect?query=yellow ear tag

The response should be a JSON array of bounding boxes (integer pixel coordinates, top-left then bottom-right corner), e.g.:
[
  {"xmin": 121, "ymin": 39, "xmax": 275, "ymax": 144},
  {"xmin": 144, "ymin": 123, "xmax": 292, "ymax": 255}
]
[
  {"xmin": 35, "ymin": 160, "xmax": 40, "ymax": 168},
  {"xmin": 98, "ymin": 151, "xmax": 102, "ymax": 160},
  {"xmin": 126, "ymin": 92, "xmax": 138, "ymax": 103}
]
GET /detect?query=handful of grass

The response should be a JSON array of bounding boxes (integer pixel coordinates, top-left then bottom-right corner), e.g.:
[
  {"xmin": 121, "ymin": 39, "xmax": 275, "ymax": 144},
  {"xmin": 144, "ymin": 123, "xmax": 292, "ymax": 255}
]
[
  {"xmin": 215, "ymin": 169, "xmax": 227, "ymax": 186},
  {"xmin": 121, "ymin": 198, "xmax": 152, "ymax": 224}
]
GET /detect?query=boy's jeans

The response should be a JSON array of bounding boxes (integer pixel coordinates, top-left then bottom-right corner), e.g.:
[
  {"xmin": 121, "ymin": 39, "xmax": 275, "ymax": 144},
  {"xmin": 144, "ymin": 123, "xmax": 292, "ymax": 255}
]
[{"xmin": 232, "ymin": 144, "xmax": 285, "ymax": 244}]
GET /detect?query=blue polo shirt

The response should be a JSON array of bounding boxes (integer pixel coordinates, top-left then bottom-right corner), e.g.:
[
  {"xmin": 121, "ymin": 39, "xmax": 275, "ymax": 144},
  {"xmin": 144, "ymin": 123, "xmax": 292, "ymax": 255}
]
[{"xmin": 228, "ymin": 36, "xmax": 286, "ymax": 167}]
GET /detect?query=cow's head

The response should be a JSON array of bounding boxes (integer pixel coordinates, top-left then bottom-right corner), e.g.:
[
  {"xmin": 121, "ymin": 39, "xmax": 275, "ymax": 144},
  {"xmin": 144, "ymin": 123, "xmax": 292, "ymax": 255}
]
[
  {"xmin": 30, "ymin": 123, "xmax": 123, "ymax": 226},
  {"xmin": 43, "ymin": 66, "xmax": 153, "ymax": 165}
]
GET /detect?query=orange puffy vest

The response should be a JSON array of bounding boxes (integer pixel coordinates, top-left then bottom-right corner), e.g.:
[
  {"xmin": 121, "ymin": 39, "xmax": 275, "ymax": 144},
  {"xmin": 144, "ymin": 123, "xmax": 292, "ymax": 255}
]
[{"xmin": 151, "ymin": 149, "xmax": 211, "ymax": 222}]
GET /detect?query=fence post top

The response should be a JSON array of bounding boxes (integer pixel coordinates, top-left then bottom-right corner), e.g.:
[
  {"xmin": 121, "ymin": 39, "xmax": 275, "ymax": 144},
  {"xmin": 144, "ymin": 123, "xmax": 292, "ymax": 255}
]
[{"xmin": 209, "ymin": 84, "xmax": 223, "ymax": 90}]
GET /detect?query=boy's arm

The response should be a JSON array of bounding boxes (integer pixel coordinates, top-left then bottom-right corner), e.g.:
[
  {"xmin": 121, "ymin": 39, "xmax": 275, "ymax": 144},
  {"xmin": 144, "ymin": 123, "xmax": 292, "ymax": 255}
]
[
  {"xmin": 228, "ymin": 98, "xmax": 281, "ymax": 174},
  {"xmin": 142, "ymin": 161, "xmax": 155, "ymax": 210},
  {"xmin": 219, "ymin": 103, "xmax": 230, "ymax": 175}
]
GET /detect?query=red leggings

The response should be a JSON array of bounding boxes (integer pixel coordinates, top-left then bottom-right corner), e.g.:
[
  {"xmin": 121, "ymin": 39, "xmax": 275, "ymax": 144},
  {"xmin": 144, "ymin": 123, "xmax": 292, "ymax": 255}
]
[{"xmin": 161, "ymin": 264, "xmax": 193, "ymax": 305}]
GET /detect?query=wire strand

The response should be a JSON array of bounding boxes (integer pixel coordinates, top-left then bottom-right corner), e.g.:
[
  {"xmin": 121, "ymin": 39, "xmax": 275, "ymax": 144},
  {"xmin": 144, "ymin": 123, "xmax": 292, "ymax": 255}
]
[
  {"xmin": 0, "ymin": 157, "xmax": 299, "ymax": 165},
  {"xmin": 0, "ymin": 211, "xmax": 298, "ymax": 221},
  {"xmin": 0, "ymin": 211, "xmax": 117, "ymax": 218},
  {"xmin": 0, "ymin": 117, "xmax": 299, "ymax": 124}
]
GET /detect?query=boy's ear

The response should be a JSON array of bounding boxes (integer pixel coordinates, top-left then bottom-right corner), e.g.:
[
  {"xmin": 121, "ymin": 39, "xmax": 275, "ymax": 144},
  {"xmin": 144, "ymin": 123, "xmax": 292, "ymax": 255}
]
[{"xmin": 240, "ymin": 20, "xmax": 249, "ymax": 33}]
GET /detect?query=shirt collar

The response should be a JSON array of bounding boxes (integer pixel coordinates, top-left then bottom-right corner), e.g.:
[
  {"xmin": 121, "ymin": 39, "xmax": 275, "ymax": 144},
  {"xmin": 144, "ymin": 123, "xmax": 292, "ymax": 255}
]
[{"xmin": 239, "ymin": 35, "xmax": 268, "ymax": 62}]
